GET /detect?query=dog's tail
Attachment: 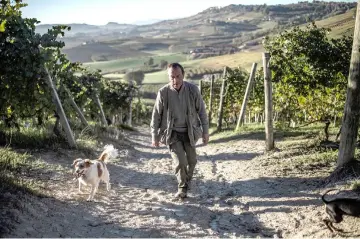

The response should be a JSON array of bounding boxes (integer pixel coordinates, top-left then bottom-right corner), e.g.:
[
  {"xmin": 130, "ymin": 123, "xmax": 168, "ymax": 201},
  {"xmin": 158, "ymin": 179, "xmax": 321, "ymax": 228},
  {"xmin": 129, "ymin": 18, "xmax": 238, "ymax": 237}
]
[
  {"xmin": 98, "ymin": 144, "xmax": 118, "ymax": 162},
  {"xmin": 321, "ymin": 189, "xmax": 337, "ymax": 204}
]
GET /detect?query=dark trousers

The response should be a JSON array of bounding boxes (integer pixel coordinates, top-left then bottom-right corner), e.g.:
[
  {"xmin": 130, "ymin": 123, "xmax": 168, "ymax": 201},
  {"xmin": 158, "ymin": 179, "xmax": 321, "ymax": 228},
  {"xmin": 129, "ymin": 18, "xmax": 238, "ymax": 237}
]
[{"xmin": 169, "ymin": 132, "xmax": 197, "ymax": 191}]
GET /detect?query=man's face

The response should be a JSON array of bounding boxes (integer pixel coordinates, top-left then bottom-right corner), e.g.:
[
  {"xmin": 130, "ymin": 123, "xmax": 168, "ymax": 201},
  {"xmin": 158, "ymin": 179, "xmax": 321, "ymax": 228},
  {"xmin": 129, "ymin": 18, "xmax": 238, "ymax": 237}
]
[{"xmin": 168, "ymin": 67, "xmax": 184, "ymax": 90}]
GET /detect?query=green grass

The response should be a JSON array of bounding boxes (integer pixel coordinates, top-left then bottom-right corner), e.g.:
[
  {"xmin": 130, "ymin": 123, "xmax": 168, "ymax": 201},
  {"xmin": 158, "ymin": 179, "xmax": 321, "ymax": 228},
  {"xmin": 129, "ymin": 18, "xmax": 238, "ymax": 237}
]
[
  {"xmin": 103, "ymin": 73, "xmax": 125, "ymax": 79},
  {"xmin": 84, "ymin": 53, "xmax": 187, "ymax": 73},
  {"xmin": 141, "ymin": 98, "xmax": 156, "ymax": 106},
  {"xmin": 207, "ymin": 122, "xmax": 346, "ymax": 176},
  {"xmin": 0, "ymin": 125, "xmax": 69, "ymax": 149},
  {"xmin": 311, "ymin": 9, "xmax": 355, "ymax": 38},
  {"xmin": 143, "ymin": 71, "xmax": 168, "ymax": 84},
  {"xmin": 0, "ymin": 147, "xmax": 46, "ymax": 195},
  {"xmin": 182, "ymin": 51, "xmax": 263, "ymax": 73},
  {"xmin": 209, "ymin": 123, "xmax": 265, "ymax": 142}
]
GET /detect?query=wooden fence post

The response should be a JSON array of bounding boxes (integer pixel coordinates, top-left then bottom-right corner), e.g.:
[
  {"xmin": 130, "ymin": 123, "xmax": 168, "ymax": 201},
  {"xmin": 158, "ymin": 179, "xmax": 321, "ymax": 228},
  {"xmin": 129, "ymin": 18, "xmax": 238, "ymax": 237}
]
[
  {"xmin": 217, "ymin": 67, "xmax": 227, "ymax": 132},
  {"xmin": 45, "ymin": 66, "xmax": 77, "ymax": 148},
  {"xmin": 199, "ymin": 79, "xmax": 203, "ymax": 95},
  {"xmin": 236, "ymin": 62, "xmax": 257, "ymax": 131},
  {"xmin": 263, "ymin": 53, "xmax": 274, "ymax": 151},
  {"xmin": 63, "ymin": 86, "xmax": 88, "ymax": 127},
  {"xmin": 93, "ymin": 94, "xmax": 108, "ymax": 127},
  {"xmin": 208, "ymin": 74, "xmax": 215, "ymax": 124}
]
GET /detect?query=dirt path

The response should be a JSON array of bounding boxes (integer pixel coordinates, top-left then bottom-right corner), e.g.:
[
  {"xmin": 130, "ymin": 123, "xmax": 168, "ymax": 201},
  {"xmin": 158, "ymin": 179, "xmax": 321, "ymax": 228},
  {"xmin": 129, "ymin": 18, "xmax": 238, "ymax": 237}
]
[{"xmin": 4, "ymin": 127, "xmax": 356, "ymax": 238}]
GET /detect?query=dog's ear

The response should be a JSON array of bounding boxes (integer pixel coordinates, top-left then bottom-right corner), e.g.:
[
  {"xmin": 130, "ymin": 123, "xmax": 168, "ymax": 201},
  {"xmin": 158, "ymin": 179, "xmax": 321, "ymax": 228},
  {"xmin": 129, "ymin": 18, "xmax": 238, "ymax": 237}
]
[
  {"xmin": 84, "ymin": 159, "xmax": 93, "ymax": 167},
  {"xmin": 72, "ymin": 158, "xmax": 82, "ymax": 166}
]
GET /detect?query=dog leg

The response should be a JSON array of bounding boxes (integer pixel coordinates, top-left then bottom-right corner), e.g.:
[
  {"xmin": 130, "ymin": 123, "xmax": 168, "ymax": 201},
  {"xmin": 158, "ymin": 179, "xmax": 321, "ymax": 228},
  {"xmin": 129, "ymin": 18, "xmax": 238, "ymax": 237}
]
[
  {"xmin": 330, "ymin": 223, "xmax": 344, "ymax": 233},
  {"xmin": 323, "ymin": 219, "xmax": 334, "ymax": 233},
  {"xmin": 87, "ymin": 183, "xmax": 99, "ymax": 201},
  {"xmin": 87, "ymin": 186, "xmax": 95, "ymax": 201},
  {"xmin": 78, "ymin": 181, "xmax": 83, "ymax": 193}
]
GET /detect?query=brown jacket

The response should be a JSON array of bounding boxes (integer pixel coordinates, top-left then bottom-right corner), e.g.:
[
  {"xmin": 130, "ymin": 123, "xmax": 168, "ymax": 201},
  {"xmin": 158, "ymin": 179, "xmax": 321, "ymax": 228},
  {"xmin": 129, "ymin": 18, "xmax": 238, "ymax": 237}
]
[{"xmin": 150, "ymin": 81, "xmax": 209, "ymax": 147}]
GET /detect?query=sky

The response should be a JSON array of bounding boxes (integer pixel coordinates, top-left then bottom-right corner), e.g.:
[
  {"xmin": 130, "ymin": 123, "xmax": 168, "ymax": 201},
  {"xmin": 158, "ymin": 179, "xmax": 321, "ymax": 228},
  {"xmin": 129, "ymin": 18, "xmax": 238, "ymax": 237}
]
[{"xmin": 21, "ymin": 0, "xmax": 357, "ymax": 25}]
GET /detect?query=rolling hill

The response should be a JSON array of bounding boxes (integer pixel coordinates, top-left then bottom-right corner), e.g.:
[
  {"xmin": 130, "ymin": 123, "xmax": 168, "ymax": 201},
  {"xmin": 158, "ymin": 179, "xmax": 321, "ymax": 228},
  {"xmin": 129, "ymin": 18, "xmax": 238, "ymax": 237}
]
[{"xmin": 33, "ymin": 1, "xmax": 357, "ymax": 79}]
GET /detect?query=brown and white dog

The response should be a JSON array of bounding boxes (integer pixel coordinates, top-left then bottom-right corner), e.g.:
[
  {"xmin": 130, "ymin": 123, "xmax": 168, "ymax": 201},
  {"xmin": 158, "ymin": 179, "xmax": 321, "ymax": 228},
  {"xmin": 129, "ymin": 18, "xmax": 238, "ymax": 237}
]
[{"xmin": 72, "ymin": 144, "xmax": 118, "ymax": 201}]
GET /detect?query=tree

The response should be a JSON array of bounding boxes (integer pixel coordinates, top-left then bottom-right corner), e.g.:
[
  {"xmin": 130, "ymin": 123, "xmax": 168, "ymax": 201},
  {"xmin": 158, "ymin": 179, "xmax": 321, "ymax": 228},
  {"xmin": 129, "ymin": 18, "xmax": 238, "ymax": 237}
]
[
  {"xmin": 148, "ymin": 57, "xmax": 154, "ymax": 66},
  {"xmin": 124, "ymin": 71, "xmax": 145, "ymax": 86},
  {"xmin": 160, "ymin": 60, "xmax": 168, "ymax": 69},
  {"xmin": 337, "ymin": 0, "xmax": 360, "ymax": 167}
]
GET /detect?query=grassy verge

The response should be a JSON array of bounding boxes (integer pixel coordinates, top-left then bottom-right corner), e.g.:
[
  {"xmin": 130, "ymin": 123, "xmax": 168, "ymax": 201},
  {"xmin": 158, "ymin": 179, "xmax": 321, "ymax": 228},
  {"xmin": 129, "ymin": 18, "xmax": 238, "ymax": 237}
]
[
  {"xmin": 208, "ymin": 122, "xmax": 355, "ymax": 179},
  {"xmin": 0, "ymin": 147, "xmax": 40, "ymax": 195},
  {"xmin": 0, "ymin": 126, "xmax": 69, "ymax": 149}
]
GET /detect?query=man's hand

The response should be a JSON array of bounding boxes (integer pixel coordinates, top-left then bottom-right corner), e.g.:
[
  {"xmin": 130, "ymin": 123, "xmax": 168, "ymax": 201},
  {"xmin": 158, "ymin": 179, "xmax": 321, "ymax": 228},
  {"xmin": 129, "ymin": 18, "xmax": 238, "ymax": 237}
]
[
  {"xmin": 152, "ymin": 140, "xmax": 160, "ymax": 148},
  {"xmin": 202, "ymin": 133, "xmax": 209, "ymax": 145}
]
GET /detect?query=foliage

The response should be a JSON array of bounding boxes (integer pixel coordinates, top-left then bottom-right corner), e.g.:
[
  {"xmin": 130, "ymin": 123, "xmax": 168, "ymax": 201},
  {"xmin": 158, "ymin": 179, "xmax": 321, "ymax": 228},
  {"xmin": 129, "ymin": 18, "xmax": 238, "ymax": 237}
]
[
  {"xmin": 200, "ymin": 22, "xmax": 351, "ymax": 128},
  {"xmin": 0, "ymin": 0, "xmax": 67, "ymax": 124},
  {"xmin": 0, "ymin": 0, "xmax": 140, "ymax": 142},
  {"xmin": 201, "ymin": 67, "xmax": 264, "ymax": 125},
  {"xmin": 160, "ymin": 60, "xmax": 168, "ymax": 69},
  {"xmin": 124, "ymin": 71, "xmax": 145, "ymax": 85},
  {"xmin": 101, "ymin": 79, "xmax": 138, "ymax": 116},
  {"xmin": 263, "ymin": 22, "xmax": 351, "ymax": 124}
]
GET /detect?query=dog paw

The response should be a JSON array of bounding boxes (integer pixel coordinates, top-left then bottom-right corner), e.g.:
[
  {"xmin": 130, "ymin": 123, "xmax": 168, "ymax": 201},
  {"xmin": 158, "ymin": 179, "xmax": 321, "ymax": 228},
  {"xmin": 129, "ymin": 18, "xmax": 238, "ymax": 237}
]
[{"xmin": 86, "ymin": 198, "xmax": 93, "ymax": 202}]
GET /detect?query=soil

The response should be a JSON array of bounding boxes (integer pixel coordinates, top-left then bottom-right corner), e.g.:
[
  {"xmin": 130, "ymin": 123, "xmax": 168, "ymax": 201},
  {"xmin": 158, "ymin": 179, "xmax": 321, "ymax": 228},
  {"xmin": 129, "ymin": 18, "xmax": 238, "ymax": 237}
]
[{"xmin": 2, "ymin": 126, "xmax": 360, "ymax": 238}]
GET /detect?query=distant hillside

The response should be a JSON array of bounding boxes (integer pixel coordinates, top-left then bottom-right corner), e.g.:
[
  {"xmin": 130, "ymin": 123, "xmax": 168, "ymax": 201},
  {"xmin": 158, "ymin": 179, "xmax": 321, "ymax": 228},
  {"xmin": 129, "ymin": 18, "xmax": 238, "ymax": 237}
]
[
  {"xmin": 35, "ymin": 22, "xmax": 136, "ymax": 36},
  {"xmin": 34, "ymin": 1, "xmax": 357, "ymax": 63},
  {"xmin": 314, "ymin": 7, "xmax": 355, "ymax": 38},
  {"xmin": 132, "ymin": 1, "xmax": 356, "ymax": 38},
  {"xmin": 62, "ymin": 42, "xmax": 152, "ymax": 62},
  {"xmin": 36, "ymin": 1, "xmax": 356, "ymax": 39}
]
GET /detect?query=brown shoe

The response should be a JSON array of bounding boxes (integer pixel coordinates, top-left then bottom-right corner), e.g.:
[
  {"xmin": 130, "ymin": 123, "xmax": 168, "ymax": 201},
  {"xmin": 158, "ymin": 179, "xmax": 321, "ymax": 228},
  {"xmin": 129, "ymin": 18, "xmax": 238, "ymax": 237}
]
[{"xmin": 174, "ymin": 188, "xmax": 187, "ymax": 198}]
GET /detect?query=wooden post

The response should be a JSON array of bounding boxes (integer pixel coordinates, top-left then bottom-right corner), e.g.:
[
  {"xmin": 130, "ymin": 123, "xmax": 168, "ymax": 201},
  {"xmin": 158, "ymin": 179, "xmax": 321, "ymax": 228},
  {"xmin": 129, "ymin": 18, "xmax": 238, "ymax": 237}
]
[
  {"xmin": 136, "ymin": 100, "xmax": 139, "ymax": 125},
  {"xmin": 208, "ymin": 74, "xmax": 215, "ymax": 124},
  {"xmin": 263, "ymin": 53, "xmax": 274, "ymax": 151},
  {"xmin": 44, "ymin": 66, "xmax": 76, "ymax": 148},
  {"xmin": 128, "ymin": 81, "xmax": 134, "ymax": 126},
  {"xmin": 119, "ymin": 109, "xmax": 123, "ymax": 124},
  {"xmin": 236, "ymin": 62, "xmax": 257, "ymax": 130},
  {"xmin": 199, "ymin": 80, "xmax": 203, "ymax": 95},
  {"xmin": 63, "ymin": 86, "xmax": 88, "ymax": 127},
  {"xmin": 128, "ymin": 100, "xmax": 133, "ymax": 126},
  {"xmin": 93, "ymin": 94, "xmax": 108, "ymax": 127},
  {"xmin": 217, "ymin": 67, "xmax": 227, "ymax": 132},
  {"xmin": 337, "ymin": 0, "xmax": 360, "ymax": 167}
]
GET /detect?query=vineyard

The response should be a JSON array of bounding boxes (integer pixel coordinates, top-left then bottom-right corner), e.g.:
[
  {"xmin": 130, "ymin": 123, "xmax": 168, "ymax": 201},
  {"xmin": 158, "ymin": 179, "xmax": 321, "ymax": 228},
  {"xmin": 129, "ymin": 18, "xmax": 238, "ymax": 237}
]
[
  {"xmin": 1, "ymin": 0, "xmax": 359, "ymax": 171},
  {"xmin": 2, "ymin": 0, "xmax": 360, "ymax": 237},
  {"xmin": 0, "ymin": 1, "xmax": 152, "ymax": 149},
  {"xmin": 200, "ymin": 23, "xmax": 351, "ymax": 135}
]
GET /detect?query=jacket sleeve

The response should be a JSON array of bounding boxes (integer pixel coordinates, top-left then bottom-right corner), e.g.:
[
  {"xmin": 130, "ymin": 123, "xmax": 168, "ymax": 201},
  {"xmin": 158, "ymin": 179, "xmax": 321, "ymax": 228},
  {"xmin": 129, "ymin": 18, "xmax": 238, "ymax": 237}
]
[
  {"xmin": 194, "ymin": 87, "xmax": 209, "ymax": 134},
  {"xmin": 150, "ymin": 90, "xmax": 164, "ymax": 142}
]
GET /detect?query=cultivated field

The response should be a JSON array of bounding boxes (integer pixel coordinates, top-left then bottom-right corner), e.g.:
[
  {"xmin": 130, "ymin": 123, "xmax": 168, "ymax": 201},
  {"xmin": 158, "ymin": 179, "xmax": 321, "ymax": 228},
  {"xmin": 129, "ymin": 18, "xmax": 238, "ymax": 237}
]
[{"xmin": 85, "ymin": 53, "xmax": 187, "ymax": 74}]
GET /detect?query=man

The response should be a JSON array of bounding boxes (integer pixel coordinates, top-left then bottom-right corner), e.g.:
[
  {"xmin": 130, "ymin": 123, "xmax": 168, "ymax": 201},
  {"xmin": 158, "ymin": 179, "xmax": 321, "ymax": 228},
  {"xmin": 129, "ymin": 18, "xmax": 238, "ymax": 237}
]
[{"xmin": 150, "ymin": 63, "xmax": 209, "ymax": 198}]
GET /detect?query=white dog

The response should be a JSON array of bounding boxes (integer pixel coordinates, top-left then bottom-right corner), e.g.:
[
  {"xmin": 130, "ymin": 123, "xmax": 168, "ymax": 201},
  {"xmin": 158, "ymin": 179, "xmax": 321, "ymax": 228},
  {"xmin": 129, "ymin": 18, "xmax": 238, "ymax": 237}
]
[{"xmin": 72, "ymin": 144, "xmax": 118, "ymax": 201}]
